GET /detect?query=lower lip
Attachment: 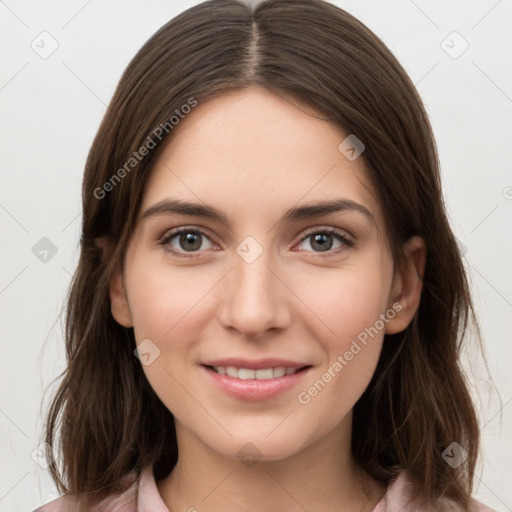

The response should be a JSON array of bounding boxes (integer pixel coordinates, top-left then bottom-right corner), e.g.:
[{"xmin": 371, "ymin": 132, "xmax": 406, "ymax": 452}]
[{"xmin": 200, "ymin": 365, "xmax": 312, "ymax": 401}]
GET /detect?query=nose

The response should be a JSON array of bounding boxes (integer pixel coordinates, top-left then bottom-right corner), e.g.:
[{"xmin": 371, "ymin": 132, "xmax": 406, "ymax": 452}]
[{"xmin": 218, "ymin": 247, "xmax": 291, "ymax": 339}]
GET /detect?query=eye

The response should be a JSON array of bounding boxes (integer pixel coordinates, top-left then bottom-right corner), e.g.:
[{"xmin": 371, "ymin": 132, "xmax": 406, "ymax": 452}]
[
  {"xmin": 159, "ymin": 226, "xmax": 354, "ymax": 260},
  {"xmin": 296, "ymin": 228, "xmax": 353, "ymax": 257},
  {"xmin": 160, "ymin": 227, "xmax": 216, "ymax": 258}
]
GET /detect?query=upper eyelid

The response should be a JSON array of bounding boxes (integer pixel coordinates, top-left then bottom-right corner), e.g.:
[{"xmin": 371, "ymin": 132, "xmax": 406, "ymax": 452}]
[
  {"xmin": 161, "ymin": 226, "xmax": 218, "ymax": 244},
  {"xmin": 300, "ymin": 225, "xmax": 351, "ymax": 238}
]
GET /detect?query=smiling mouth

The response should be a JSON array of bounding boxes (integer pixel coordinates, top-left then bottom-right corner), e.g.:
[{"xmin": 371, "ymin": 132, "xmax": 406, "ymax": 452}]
[{"xmin": 203, "ymin": 365, "xmax": 311, "ymax": 380}]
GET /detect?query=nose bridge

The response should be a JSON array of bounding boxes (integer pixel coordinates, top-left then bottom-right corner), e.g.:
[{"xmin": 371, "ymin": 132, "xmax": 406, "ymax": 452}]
[{"xmin": 218, "ymin": 238, "xmax": 289, "ymax": 336}]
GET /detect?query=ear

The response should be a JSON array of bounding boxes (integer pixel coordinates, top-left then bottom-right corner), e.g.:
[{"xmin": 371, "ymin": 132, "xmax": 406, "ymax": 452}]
[
  {"xmin": 95, "ymin": 237, "xmax": 133, "ymax": 328},
  {"xmin": 385, "ymin": 235, "xmax": 426, "ymax": 335}
]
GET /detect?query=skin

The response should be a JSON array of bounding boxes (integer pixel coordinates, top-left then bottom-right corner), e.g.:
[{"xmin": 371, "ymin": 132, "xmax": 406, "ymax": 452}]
[{"xmin": 107, "ymin": 87, "xmax": 426, "ymax": 512}]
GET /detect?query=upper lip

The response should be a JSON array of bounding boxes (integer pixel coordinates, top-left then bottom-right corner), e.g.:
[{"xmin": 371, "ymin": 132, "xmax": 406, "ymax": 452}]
[{"xmin": 201, "ymin": 358, "xmax": 312, "ymax": 370}]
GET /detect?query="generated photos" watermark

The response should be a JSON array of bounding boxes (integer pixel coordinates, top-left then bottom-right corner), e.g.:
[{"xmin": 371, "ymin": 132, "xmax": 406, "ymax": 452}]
[
  {"xmin": 94, "ymin": 98, "xmax": 198, "ymax": 200},
  {"xmin": 298, "ymin": 302, "xmax": 402, "ymax": 404}
]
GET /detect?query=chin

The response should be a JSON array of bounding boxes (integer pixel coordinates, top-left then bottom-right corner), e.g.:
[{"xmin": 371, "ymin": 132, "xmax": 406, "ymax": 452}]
[{"xmin": 201, "ymin": 430, "xmax": 309, "ymax": 464}]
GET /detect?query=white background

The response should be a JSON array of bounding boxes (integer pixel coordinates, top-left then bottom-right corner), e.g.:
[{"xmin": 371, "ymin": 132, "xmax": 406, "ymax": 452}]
[{"xmin": 1, "ymin": 0, "xmax": 511, "ymax": 511}]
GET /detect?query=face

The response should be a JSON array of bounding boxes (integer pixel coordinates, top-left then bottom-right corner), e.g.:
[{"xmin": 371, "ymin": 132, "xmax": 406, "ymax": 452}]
[{"xmin": 108, "ymin": 87, "xmax": 424, "ymax": 462}]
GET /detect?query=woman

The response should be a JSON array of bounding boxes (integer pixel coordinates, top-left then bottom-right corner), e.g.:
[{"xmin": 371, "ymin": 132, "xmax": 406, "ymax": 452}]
[{"xmin": 35, "ymin": 0, "xmax": 496, "ymax": 510}]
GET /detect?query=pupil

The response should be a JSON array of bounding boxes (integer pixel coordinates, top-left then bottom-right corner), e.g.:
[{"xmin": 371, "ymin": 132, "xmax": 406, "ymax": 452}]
[{"xmin": 312, "ymin": 233, "xmax": 332, "ymax": 252}]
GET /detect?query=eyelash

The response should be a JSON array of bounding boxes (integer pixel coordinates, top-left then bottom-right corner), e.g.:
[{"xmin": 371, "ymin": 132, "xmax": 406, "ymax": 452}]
[{"xmin": 159, "ymin": 226, "xmax": 354, "ymax": 260}]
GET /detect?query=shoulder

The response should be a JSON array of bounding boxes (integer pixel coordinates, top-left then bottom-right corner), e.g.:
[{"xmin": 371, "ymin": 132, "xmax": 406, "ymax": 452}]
[
  {"xmin": 32, "ymin": 470, "xmax": 139, "ymax": 512},
  {"xmin": 32, "ymin": 493, "xmax": 81, "ymax": 512},
  {"xmin": 373, "ymin": 471, "xmax": 497, "ymax": 512}
]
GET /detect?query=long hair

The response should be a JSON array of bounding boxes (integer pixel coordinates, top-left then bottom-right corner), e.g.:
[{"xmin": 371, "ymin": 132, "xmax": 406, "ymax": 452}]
[{"xmin": 42, "ymin": 0, "xmax": 488, "ymax": 509}]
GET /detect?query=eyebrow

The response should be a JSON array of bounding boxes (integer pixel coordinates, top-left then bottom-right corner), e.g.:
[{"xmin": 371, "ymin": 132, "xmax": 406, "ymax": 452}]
[{"xmin": 140, "ymin": 197, "xmax": 374, "ymax": 227}]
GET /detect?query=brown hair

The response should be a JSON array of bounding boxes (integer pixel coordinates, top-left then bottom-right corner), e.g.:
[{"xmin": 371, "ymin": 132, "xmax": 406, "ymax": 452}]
[{"xmin": 42, "ymin": 0, "xmax": 490, "ymax": 509}]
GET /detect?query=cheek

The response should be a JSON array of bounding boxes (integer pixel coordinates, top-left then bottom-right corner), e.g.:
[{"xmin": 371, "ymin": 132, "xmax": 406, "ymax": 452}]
[
  {"xmin": 295, "ymin": 338, "xmax": 383, "ymax": 438},
  {"xmin": 125, "ymin": 258, "xmax": 225, "ymax": 404},
  {"xmin": 294, "ymin": 286, "xmax": 387, "ymax": 428},
  {"xmin": 291, "ymin": 259, "xmax": 391, "ymax": 410},
  {"xmin": 291, "ymin": 256, "xmax": 392, "ymax": 347},
  {"xmin": 127, "ymin": 259, "xmax": 214, "ymax": 343},
  {"xmin": 125, "ymin": 264, "xmax": 207, "ymax": 415}
]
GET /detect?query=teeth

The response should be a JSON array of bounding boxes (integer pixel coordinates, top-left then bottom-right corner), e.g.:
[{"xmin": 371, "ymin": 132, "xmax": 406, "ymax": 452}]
[
  {"xmin": 256, "ymin": 368, "xmax": 273, "ymax": 379},
  {"xmin": 226, "ymin": 366, "xmax": 238, "ymax": 378},
  {"xmin": 273, "ymin": 367, "xmax": 286, "ymax": 378},
  {"xmin": 212, "ymin": 366, "xmax": 301, "ymax": 379},
  {"xmin": 238, "ymin": 368, "xmax": 255, "ymax": 380}
]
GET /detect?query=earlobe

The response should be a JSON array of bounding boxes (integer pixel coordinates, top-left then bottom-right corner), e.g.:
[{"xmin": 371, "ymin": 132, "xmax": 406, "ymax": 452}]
[
  {"xmin": 95, "ymin": 236, "xmax": 134, "ymax": 328},
  {"xmin": 108, "ymin": 269, "xmax": 134, "ymax": 328},
  {"xmin": 385, "ymin": 236, "xmax": 426, "ymax": 335}
]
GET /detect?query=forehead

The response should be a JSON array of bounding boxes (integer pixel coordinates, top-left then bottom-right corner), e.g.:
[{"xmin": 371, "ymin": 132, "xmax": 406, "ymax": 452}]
[{"xmin": 141, "ymin": 87, "xmax": 382, "ymax": 229}]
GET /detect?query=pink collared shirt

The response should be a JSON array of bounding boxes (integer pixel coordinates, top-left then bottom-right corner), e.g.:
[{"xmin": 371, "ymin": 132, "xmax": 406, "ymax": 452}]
[{"xmin": 33, "ymin": 466, "xmax": 497, "ymax": 512}]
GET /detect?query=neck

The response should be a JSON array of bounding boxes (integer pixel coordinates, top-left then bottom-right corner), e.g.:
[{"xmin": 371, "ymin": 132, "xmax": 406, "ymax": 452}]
[{"xmin": 156, "ymin": 418, "xmax": 386, "ymax": 512}]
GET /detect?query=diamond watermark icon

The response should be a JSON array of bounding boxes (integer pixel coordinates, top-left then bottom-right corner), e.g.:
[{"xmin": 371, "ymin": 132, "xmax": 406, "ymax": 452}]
[
  {"xmin": 237, "ymin": 442, "xmax": 263, "ymax": 468},
  {"xmin": 31, "ymin": 441, "xmax": 57, "ymax": 469},
  {"xmin": 32, "ymin": 237, "xmax": 58, "ymax": 263},
  {"xmin": 31, "ymin": 31, "xmax": 59, "ymax": 59},
  {"xmin": 442, "ymin": 441, "xmax": 468, "ymax": 468},
  {"xmin": 441, "ymin": 31, "xmax": 469, "ymax": 60},
  {"xmin": 455, "ymin": 237, "xmax": 468, "ymax": 256},
  {"xmin": 338, "ymin": 134, "xmax": 365, "ymax": 161},
  {"xmin": 134, "ymin": 338, "xmax": 161, "ymax": 366},
  {"xmin": 236, "ymin": 236, "xmax": 263, "ymax": 264}
]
